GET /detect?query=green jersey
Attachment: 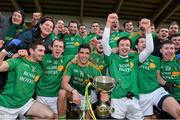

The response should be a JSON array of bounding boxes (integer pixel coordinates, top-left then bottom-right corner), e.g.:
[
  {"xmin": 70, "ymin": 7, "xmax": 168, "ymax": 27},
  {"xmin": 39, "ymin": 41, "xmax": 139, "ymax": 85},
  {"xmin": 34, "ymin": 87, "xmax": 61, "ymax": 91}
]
[
  {"xmin": 36, "ymin": 54, "xmax": 74, "ymax": 97},
  {"xmin": 0, "ymin": 58, "xmax": 43, "ymax": 108},
  {"xmin": 105, "ymin": 53, "xmax": 139, "ymax": 99},
  {"xmin": 49, "ymin": 32, "xmax": 64, "ymax": 41},
  {"xmin": 129, "ymin": 32, "xmax": 157, "ymax": 49},
  {"xmin": 138, "ymin": 55, "xmax": 160, "ymax": 94},
  {"xmin": 89, "ymin": 52, "xmax": 107, "ymax": 75},
  {"xmin": 160, "ymin": 58, "xmax": 180, "ymax": 101},
  {"xmin": 109, "ymin": 31, "xmax": 130, "ymax": 48},
  {"xmin": 63, "ymin": 34, "xmax": 83, "ymax": 55},
  {"xmin": 84, "ymin": 33, "xmax": 100, "ymax": 44},
  {"xmin": 64, "ymin": 62, "xmax": 101, "ymax": 95}
]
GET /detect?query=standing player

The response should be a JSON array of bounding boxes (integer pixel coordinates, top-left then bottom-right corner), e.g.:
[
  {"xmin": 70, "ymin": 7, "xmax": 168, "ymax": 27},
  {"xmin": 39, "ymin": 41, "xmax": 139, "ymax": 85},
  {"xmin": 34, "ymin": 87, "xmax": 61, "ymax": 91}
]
[
  {"xmin": 101, "ymin": 13, "xmax": 153, "ymax": 119},
  {"xmin": 63, "ymin": 21, "xmax": 83, "ymax": 55}
]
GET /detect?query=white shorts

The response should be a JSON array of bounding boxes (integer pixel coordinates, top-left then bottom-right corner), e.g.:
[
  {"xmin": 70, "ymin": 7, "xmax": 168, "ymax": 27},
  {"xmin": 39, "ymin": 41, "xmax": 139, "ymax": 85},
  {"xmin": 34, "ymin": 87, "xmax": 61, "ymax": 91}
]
[
  {"xmin": 36, "ymin": 96, "xmax": 58, "ymax": 113},
  {"xmin": 0, "ymin": 98, "xmax": 35, "ymax": 119},
  {"xmin": 111, "ymin": 97, "xmax": 143, "ymax": 120},
  {"xmin": 139, "ymin": 87, "xmax": 169, "ymax": 116},
  {"xmin": 78, "ymin": 90, "xmax": 97, "ymax": 110}
]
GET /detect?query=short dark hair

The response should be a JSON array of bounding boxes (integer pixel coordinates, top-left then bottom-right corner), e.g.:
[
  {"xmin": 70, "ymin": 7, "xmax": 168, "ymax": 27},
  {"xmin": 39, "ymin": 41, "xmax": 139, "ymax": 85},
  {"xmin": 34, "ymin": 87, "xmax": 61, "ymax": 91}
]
[
  {"xmin": 68, "ymin": 20, "xmax": 78, "ymax": 27},
  {"xmin": 91, "ymin": 21, "xmax": 100, "ymax": 26},
  {"xmin": 78, "ymin": 24, "xmax": 86, "ymax": 29},
  {"xmin": 168, "ymin": 21, "xmax": 179, "ymax": 29},
  {"xmin": 78, "ymin": 43, "xmax": 91, "ymax": 53},
  {"xmin": 50, "ymin": 39, "xmax": 64, "ymax": 47},
  {"xmin": 29, "ymin": 40, "xmax": 45, "ymax": 50},
  {"xmin": 161, "ymin": 40, "xmax": 174, "ymax": 48},
  {"xmin": 157, "ymin": 27, "xmax": 168, "ymax": 33},
  {"xmin": 123, "ymin": 20, "xmax": 132, "ymax": 28},
  {"xmin": 169, "ymin": 33, "xmax": 180, "ymax": 40},
  {"xmin": 117, "ymin": 36, "xmax": 131, "ymax": 46}
]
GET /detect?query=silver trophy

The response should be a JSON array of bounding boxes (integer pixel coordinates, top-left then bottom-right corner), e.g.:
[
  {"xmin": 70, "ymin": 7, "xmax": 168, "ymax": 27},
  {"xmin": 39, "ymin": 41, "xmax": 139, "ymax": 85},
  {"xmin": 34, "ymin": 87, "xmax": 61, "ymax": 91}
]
[{"xmin": 92, "ymin": 76, "xmax": 115, "ymax": 118}]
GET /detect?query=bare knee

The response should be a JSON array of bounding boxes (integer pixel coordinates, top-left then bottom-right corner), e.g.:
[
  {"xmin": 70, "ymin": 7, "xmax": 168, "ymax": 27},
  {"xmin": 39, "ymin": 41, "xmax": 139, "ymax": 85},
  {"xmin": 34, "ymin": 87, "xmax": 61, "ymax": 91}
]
[
  {"xmin": 46, "ymin": 111, "xmax": 55, "ymax": 119},
  {"xmin": 58, "ymin": 89, "xmax": 68, "ymax": 100},
  {"xmin": 162, "ymin": 96, "xmax": 180, "ymax": 118},
  {"xmin": 41, "ymin": 110, "xmax": 54, "ymax": 119}
]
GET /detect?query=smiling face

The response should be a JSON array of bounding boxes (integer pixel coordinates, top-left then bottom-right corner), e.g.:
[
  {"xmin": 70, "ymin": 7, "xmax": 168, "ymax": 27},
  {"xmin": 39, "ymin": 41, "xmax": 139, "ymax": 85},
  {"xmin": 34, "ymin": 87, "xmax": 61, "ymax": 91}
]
[
  {"xmin": 124, "ymin": 22, "xmax": 134, "ymax": 33},
  {"xmin": 55, "ymin": 20, "xmax": 64, "ymax": 32},
  {"xmin": 169, "ymin": 24, "xmax": 179, "ymax": 35},
  {"xmin": 78, "ymin": 48, "xmax": 90, "ymax": 65},
  {"xmin": 118, "ymin": 39, "xmax": 131, "ymax": 56},
  {"xmin": 12, "ymin": 12, "xmax": 23, "ymax": 25},
  {"xmin": 160, "ymin": 43, "xmax": 175, "ymax": 60},
  {"xmin": 40, "ymin": 20, "xmax": 54, "ymax": 37},
  {"xmin": 51, "ymin": 40, "xmax": 64, "ymax": 58},
  {"xmin": 171, "ymin": 36, "xmax": 180, "ymax": 50},
  {"xmin": 30, "ymin": 45, "xmax": 45, "ymax": 62},
  {"xmin": 91, "ymin": 23, "xmax": 100, "ymax": 34},
  {"xmin": 69, "ymin": 22, "xmax": 78, "ymax": 35}
]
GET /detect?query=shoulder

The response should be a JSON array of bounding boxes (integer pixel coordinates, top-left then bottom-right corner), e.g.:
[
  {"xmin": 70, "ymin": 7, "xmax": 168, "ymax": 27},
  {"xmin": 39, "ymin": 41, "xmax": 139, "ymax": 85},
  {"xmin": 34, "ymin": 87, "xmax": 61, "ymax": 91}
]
[{"xmin": 89, "ymin": 62, "xmax": 100, "ymax": 70}]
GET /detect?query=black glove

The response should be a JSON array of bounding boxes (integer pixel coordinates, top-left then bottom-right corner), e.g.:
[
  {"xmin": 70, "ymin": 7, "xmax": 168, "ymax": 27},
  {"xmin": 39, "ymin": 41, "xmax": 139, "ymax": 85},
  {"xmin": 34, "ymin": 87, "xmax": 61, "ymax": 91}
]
[
  {"xmin": 126, "ymin": 91, "xmax": 134, "ymax": 99},
  {"xmin": 4, "ymin": 39, "xmax": 22, "ymax": 52},
  {"xmin": 164, "ymin": 81, "xmax": 176, "ymax": 92}
]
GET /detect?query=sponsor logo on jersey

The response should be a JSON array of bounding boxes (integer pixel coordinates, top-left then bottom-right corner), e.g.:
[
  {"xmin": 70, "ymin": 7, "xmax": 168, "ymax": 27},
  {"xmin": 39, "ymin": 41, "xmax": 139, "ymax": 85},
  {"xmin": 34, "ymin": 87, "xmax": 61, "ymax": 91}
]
[
  {"xmin": 74, "ymin": 42, "xmax": 80, "ymax": 46},
  {"xmin": 114, "ymin": 37, "xmax": 119, "ymax": 41},
  {"xmin": 98, "ymin": 65, "xmax": 104, "ymax": 70},
  {"xmin": 149, "ymin": 63, "xmax": 156, "ymax": 69},
  {"xmin": 172, "ymin": 71, "xmax": 179, "ymax": 77},
  {"xmin": 58, "ymin": 65, "xmax": 64, "ymax": 71}
]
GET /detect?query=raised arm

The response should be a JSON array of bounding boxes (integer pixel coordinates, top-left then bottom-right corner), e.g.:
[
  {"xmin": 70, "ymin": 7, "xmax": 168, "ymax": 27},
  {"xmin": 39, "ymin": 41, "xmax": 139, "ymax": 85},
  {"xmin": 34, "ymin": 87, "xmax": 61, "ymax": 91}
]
[
  {"xmin": 0, "ymin": 49, "xmax": 9, "ymax": 72},
  {"xmin": 102, "ymin": 13, "xmax": 118, "ymax": 56},
  {"xmin": 139, "ymin": 19, "xmax": 154, "ymax": 63}
]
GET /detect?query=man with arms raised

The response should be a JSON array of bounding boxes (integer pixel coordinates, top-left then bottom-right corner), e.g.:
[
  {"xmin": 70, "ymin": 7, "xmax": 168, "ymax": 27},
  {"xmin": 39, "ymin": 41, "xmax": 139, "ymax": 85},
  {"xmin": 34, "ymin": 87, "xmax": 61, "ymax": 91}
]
[{"xmin": 101, "ymin": 13, "xmax": 153, "ymax": 119}]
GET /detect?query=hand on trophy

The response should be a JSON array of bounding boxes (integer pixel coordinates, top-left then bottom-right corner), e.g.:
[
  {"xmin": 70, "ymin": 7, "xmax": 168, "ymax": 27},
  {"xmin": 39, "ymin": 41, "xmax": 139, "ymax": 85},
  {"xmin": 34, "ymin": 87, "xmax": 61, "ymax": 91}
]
[
  {"xmin": 139, "ymin": 18, "xmax": 151, "ymax": 33},
  {"xmin": 100, "ymin": 92, "xmax": 109, "ymax": 102},
  {"xmin": 72, "ymin": 89, "xmax": 81, "ymax": 105},
  {"xmin": 106, "ymin": 13, "xmax": 118, "ymax": 27},
  {"xmin": 93, "ymin": 76, "xmax": 115, "ymax": 118}
]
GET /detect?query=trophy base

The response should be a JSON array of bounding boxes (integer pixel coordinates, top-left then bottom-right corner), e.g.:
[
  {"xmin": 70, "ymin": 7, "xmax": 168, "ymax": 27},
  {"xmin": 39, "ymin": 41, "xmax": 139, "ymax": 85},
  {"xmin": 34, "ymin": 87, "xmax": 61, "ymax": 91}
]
[{"xmin": 96, "ymin": 103, "xmax": 111, "ymax": 118}]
